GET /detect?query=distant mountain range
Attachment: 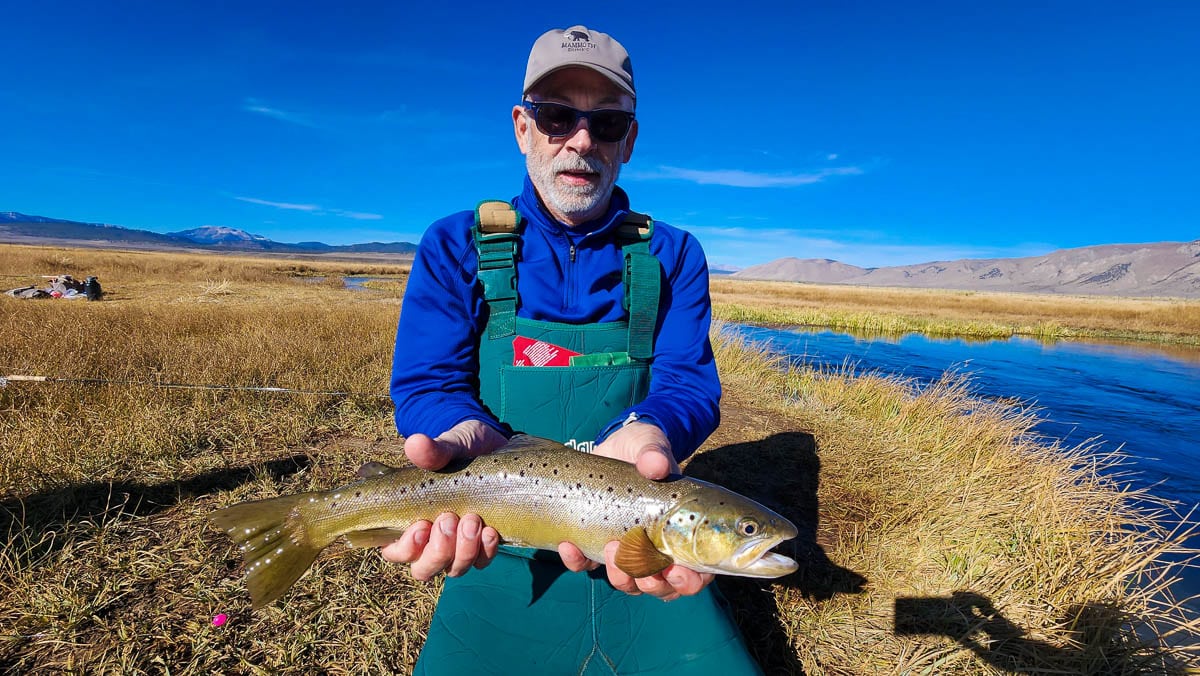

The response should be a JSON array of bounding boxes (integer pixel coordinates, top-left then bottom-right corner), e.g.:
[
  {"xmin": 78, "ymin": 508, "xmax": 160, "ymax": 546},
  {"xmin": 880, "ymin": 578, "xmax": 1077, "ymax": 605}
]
[
  {"xmin": 733, "ymin": 240, "xmax": 1200, "ymax": 298},
  {"xmin": 0, "ymin": 212, "xmax": 418, "ymax": 255},
  {"xmin": 5, "ymin": 212, "xmax": 1198, "ymax": 298}
]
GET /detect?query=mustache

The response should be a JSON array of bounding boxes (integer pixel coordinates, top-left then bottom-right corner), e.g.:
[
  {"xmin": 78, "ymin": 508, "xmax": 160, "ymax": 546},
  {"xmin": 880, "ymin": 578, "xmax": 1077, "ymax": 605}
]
[{"xmin": 553, "ymin": 154, "xmax": 606, "ymax": 175}]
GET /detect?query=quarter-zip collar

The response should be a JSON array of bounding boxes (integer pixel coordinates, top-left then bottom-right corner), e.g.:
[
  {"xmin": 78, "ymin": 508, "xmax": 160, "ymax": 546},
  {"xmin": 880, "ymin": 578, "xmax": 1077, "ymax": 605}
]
[{"xmin": 514, "ymin": 174, "xmax": 631, "ymax": 243}]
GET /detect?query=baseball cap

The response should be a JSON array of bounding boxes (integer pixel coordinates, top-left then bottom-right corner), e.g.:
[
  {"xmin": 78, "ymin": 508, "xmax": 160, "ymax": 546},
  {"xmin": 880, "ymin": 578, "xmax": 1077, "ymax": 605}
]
[{"xmin": 523, "ymin": 26, "xmax": 635, "ymax": 100}]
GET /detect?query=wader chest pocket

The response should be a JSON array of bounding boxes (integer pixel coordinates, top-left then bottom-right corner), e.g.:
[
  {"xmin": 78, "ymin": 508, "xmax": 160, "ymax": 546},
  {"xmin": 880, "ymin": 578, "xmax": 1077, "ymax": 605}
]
[{"xmin": 498, "ymin": 362, "xmax": 649, "ymax": 442}]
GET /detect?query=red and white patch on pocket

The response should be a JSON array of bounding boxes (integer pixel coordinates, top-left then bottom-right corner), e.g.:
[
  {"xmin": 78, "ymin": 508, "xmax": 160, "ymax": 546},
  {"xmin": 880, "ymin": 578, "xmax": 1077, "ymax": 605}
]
[{"xmin": 513, "ymin": 336, "xmax": 581, "ymax": 367}]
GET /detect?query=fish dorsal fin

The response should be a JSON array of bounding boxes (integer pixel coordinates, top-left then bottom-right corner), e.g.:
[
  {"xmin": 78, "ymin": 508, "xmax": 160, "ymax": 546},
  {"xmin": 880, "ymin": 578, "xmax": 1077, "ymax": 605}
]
[
  {"xmin": 344, "ymin": 528, "xmax": 408, "ymax": 549},
  {"xmin": 356, "ymin": 461, "xmax": 400, "ymax": 478},
  {"xmin": 614, "ymin": 527, "xmax": 674, "ymax": 578}
]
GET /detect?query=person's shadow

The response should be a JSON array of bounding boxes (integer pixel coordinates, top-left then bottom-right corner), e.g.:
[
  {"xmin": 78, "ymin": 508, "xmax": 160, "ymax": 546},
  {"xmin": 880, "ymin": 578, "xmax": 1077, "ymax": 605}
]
[
  {"xmin": 686, "ymin": 432, "xmax": 867, "ymax": 675},
  {"xmin": 894, "ymin": 591, "xmax": 1186, "ymax": 673}
]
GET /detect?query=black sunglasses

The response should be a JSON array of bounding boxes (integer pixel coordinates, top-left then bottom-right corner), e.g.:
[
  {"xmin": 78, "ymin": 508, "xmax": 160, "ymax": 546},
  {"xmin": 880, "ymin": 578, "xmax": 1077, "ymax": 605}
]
[{"xmin": 522, "ymin": 101, "xmax": 635, "ymax": 143}]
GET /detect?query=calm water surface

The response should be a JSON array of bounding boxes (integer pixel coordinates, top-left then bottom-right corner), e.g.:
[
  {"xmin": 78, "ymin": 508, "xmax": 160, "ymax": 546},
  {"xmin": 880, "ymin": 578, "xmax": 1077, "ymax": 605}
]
[{"xmin": 731, "ymin": 324, "xmax": 1200, "ymax": 505}]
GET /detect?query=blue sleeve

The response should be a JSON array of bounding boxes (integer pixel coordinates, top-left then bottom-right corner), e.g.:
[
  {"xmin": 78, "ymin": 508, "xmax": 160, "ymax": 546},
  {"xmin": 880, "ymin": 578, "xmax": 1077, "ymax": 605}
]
[
  {"xmin": 390, "ymin": 213, "xmax": 507, "ymax": 439},
  {"xmin": 599, "ymin": 229, "xmax": 721, "ymax": 461}
]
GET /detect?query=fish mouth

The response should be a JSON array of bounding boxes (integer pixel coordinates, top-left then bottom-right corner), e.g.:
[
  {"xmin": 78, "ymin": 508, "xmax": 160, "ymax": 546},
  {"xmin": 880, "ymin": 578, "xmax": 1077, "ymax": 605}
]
[{"xmin": 730, "ymin": 537, "xmax": 799, "ymax": 578}]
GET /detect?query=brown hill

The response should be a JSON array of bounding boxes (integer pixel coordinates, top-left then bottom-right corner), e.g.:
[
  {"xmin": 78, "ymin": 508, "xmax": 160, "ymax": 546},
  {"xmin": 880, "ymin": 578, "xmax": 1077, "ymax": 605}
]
[{"xmin": 733, "ymin": 240, "xmax": 1200, "ymax": 298}]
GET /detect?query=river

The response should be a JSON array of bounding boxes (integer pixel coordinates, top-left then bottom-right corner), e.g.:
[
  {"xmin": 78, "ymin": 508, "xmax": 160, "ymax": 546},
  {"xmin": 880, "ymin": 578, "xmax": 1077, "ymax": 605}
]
[{"xmin": 731, "ymin": 324, "xmax": 1200, "ymax": 505}]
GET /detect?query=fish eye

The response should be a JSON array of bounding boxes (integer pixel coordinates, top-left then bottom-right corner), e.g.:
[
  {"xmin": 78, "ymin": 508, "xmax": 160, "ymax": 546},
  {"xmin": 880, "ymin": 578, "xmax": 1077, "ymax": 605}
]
[{"xmin": 736, "ymin": 518, "xmax": 759, "ymax": 537}]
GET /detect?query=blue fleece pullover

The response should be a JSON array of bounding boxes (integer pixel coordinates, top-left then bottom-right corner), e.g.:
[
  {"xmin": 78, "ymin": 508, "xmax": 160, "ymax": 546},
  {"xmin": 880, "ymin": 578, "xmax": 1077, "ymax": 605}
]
[{"xmin": 390, "ymin": 176, "xmax": 720, "ymax": 461}]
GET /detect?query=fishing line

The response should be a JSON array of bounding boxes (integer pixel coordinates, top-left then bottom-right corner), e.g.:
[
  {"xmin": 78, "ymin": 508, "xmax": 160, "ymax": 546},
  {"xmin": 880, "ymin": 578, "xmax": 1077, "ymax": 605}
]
[{"xmin": 0, "ymin": 373, "xmax": 392, "ymax": 401}]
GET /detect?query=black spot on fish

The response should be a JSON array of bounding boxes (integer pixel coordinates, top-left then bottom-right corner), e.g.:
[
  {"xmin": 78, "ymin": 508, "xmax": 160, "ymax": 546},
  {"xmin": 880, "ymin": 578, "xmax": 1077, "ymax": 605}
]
[
  {"xmin": 520, "ymin": 470, "xmax": 525, "ymax": 477},
  {"xmin": 576, "ymin": 483, "xmax": 581, "ymax": 489},
  {"xmin": 626, "ymin": 487, "xmax": 633, "ymax": 493},
  {"xmin": 607, "ymin": 487, "xmax": 614, "ymax": 493},
  {"xmin": 401, "ymin": 488, "xmax": 408, "ymax": 494},
  {"xmin": 355, "ymin": 491, "xmax": 361, "ymax": 497},
  {"xmin": 671, "ymin": 493, "xmax": 678, "ymax": 499},
  {"xmin": 553, "ymin": 469, "xmax": 558, "ymax": 475},
  {"xmin": 465, "ymin": 471, "xmax": 472, "ymax": 477},
  {"xmin": 588, "ymin": 473, "xmax": 594, "ymax": 478},
  {"xmin": 634, "ymin": 518, "xmax": 641, "ymax": 525},
  {"xmin": 689, "ymin": 514, "xmax": 695, "ymax": 521}
]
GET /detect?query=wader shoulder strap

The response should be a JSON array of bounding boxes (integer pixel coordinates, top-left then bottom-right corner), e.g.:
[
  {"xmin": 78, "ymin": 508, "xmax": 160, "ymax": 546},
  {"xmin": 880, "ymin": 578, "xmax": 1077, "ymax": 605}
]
[
  {"xmin": 474, "ymin": 200, "xmax": 523, "ymax": 339},
  {"xmin": 617, "ymin": 212, "xmax": 660, "ymax": 361}
]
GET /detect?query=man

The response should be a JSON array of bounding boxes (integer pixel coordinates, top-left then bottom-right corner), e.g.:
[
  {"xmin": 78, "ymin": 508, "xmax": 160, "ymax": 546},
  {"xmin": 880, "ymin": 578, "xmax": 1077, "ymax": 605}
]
[{"xmin": 387, "ymin": 25, "xmax": 760, "ymax": 674}]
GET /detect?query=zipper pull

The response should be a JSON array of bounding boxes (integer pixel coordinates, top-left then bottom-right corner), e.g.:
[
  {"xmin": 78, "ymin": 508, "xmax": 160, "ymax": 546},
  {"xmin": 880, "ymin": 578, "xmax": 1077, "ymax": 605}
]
[{"xmin": 569, "ymin": 243, "xmax": 577, "ymax": 263}]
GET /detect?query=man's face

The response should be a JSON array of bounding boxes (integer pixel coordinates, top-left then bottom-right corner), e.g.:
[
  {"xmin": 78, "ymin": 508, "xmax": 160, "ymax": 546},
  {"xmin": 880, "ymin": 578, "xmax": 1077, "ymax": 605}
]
[{"xmin": 513, "ymin": 67, "xmax": 638, "ymax": 226}]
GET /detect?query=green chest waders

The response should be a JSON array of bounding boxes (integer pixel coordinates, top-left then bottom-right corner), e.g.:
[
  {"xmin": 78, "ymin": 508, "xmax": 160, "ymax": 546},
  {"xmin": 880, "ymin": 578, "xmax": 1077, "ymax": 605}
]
[{"xmin": 414, "ymin": 202, "xmax": 761, "ymax": 675}]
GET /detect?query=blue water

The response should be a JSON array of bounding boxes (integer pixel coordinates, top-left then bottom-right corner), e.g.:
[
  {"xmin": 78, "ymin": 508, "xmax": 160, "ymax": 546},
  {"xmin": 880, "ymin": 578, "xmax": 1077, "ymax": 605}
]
[
  {"xmin": 731, "ymin": 324, "xmax": 1200, "ymax": 603},
  {"xmin": 732, "ymin": 324, "xmax": 1200, "ymax": 506}
]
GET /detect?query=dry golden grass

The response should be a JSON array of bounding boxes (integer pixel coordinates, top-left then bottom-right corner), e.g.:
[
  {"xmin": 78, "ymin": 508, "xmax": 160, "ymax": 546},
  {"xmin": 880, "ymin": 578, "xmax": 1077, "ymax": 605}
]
[
  {"xmin": 712, "ymin": 277, "xmax": 1200, "ymax": 344},
  {"xmin": 1, "ymin": 245, "xmax": 1196, "ymax": 673}
]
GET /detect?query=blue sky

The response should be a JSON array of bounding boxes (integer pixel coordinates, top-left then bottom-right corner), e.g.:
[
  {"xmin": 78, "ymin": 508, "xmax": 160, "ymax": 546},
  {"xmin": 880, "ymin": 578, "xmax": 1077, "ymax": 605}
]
[{"xmin": 2, "ymin": 2, "xmax": 1196, "ymax": 269}]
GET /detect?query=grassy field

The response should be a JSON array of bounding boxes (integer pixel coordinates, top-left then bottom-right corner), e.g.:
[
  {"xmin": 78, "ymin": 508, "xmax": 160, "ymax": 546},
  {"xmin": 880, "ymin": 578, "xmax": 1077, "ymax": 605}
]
[
  {"xmin": 711, "ymin": 277, "xmax": 1200, "ymax": 345},
  {"xmin": 2, "ymin": 244, "xmax": 1198, "ymax": 673}
]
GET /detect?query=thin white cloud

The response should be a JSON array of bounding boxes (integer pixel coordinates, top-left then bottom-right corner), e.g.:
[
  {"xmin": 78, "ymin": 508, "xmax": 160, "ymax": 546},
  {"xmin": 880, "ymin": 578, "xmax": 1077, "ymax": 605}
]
[
  {"xmin": 627, "ymin": 165, "xmax": 863, "ymax": 188},
  {"xmin": 235, "ymin": 196, "xmax": 320, "ymax": 212},
  {"xmin": 331, "ymin": 209, "xmax": 384, "ymax": 221},
  {"xmin": 235, "ymin": 196, "xmax": 382, "ymax": 221},
  {"xmin": 242, "ymin": 99, "xmax": 321, "ymax": 129}
]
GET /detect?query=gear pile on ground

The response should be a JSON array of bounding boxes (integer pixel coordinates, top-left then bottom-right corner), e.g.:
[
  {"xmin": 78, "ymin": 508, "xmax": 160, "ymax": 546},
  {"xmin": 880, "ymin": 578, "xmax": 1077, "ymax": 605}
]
[{"xmin": 5, "ymin": 274, "xmax": 103, "ymax": 300}]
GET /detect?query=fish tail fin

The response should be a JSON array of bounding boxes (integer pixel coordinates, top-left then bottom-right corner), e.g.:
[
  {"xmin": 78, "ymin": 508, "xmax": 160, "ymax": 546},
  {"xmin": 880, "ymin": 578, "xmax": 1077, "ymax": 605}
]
[{"xmin": 210, "ymin": 494, "xmax": 331, "ymax": 609}]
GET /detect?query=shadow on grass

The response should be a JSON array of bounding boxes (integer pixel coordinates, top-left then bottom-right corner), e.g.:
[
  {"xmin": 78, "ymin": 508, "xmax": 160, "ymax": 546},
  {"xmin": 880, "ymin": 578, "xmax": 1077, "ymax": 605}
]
[
  {"xmin": 687, "ymin": 432, "xmax": 867, "ymax": 675},
  {"xmin": 0, "ymin": 455, "xmax": 311, "ymax": 558},
  {"xmin": 894, "ymin": 591, "xmax": 1185, "ymax": 674}
]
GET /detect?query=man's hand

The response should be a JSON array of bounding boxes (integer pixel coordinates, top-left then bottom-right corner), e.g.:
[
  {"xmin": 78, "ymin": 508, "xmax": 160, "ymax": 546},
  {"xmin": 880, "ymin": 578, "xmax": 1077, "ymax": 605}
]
[
  {"xmin": 559, "ymin": 420, "xmax": 715, "ymax": 600},
  {"xmin": 592, "ymin": 420, "xmax": 680, "ymax": 479},
  {"xmin": 380, "ymin": 420, "xmax": 507, "ymax": 577}
]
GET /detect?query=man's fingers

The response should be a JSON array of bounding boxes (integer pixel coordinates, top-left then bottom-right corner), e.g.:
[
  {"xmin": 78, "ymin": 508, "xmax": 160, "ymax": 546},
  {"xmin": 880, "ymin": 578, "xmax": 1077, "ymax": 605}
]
[
  {"xmin": 380, "ymin": 520, "xmax": 431, "ymax": 563},
  {"xmin": 447, "ymin": 514, "xmax": 483, "ymax": 577},
  {"xmin": 404, "ymin": 433, "xmax": 455, "ymax": 471},
  {"xmin": 475, "ymin": 526, "xmax": 500, "ymax": 569},
  {"xmin": 662, "ymin": 565, "xmax": 711, "ymax": 596},
  {"xmin": 410, "ymin": 512, "xmax": 458, "ymax": 580},
  {"xmin": 603, "ymin": 541, "xmax": 641, "ymax": 595},
  {"xmin": 634, "ymin": 572, "xmax": 677, "ymax": 599},
  {"xmin": 558, "ymin": 542, "xmax": 601, "ymax": 572},
  {"xmin": 635, "ymin": 445, "xmax": 677, "ymax": 480}
]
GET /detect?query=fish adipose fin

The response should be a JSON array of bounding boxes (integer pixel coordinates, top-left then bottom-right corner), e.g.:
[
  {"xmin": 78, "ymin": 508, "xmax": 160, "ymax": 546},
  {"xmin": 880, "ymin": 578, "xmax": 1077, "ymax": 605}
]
[
  {"xmin": 614, "ymin": 527, "xmax": 674, "ymax": 578},
  {"xmin": 356, "ymin": 461, "xmax": 401, "ymax": 478},
  {"xmin": 209, "ymin": 495, "xmax": 330, "ymax": 609},
  {"xmin": 345, "ymin": 528, "xmax": 408, "ymax": 549}
]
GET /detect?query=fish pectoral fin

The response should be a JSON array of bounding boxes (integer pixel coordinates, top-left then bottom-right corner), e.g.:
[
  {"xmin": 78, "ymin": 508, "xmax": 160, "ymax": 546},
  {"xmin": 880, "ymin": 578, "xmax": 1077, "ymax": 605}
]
[
  {"xmin": 344, "ymin": 528, "xmax": 408, "ymax": 548},
  {"xmin": 614, "ymin": 527, "xmax": 674, "ymax": 578},
  {"xmin": 356, "ymin": 461, "xmax": 401, "ymax": 479}
]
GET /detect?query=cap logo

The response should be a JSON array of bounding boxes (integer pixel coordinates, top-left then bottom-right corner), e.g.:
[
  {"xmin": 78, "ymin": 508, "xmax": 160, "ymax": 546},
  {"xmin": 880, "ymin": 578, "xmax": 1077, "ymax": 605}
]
[{"xmin": 562, "ymin": 29, "xmax": 597, "ymax": 53}]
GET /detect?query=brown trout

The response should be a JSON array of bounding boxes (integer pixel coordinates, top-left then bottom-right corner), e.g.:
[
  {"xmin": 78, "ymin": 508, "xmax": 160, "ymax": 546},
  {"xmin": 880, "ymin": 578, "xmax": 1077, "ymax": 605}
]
[{"xmin": 210, "ymin": 435, "xmax": 798, "ymax": 608}]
